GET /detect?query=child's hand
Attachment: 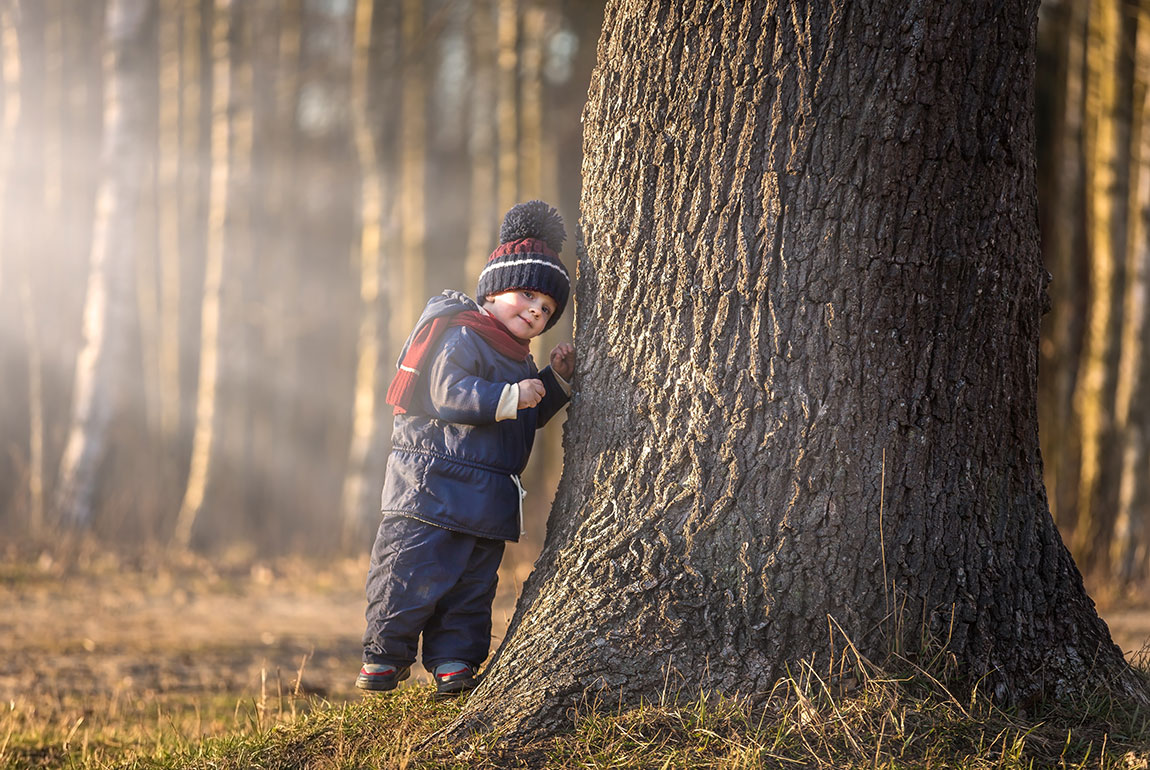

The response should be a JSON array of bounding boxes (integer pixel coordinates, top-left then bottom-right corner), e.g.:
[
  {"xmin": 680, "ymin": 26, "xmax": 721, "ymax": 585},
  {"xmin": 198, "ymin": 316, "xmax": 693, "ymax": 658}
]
[
  {"xmin": 549, "ymin": 343, "xmax": 576, "ymax": 381},
  {"xmin": 517, "ymin": 379, "xmax": 546, "ymax": 409}
]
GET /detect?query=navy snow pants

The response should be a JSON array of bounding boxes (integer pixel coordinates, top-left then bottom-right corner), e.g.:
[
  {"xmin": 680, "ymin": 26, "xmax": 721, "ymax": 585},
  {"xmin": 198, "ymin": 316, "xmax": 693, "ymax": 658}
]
[{"xmin": 362, "ymin": 513, "xmax": 505, "ymax": 671}]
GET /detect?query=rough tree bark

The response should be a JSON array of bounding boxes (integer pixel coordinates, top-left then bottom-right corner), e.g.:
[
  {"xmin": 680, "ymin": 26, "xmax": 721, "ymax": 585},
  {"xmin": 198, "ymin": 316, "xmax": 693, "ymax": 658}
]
[{"xmin": 445, "ymin": 0, "xmax": 1141, "ymax": 741}]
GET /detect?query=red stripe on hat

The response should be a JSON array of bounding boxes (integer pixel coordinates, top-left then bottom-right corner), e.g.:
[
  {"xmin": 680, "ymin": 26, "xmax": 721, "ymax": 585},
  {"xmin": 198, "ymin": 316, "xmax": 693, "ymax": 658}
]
[{"xmin": 489, "ymin": 237, "xmax": 558, "ymax": 261}]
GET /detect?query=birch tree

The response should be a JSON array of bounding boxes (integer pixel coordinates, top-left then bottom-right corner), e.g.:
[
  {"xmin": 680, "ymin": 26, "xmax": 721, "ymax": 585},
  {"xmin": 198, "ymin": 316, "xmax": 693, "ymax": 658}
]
[
  {"xmin": 0, "ymin": 0, "xmax": 41, "ymax": 532},
  {"xmin": 0, "ymin": 0, "xmax": 19, "ymax": 349},
  {"xmin": 466, "ymin": 0, "xmax": 497, "ymax": 287},
  {"xmin": 156, "ymin": 0, "xmax": 183, "ymax": 443},
  {"xmin": 1037, "ymin": 0, "xmax": 1088, "ymax": 535},
  {"xmin": 1071, "ymin": 0, "xmax": 1138, "ymax": 571},
  {"xmin": 1111, "ymin": 11, "xmax": 1150, "ymax": 588},
  {"xmin": 340, "ymin": 0, "xmax": 396, "ymax": 546},
  {"xmin": 56, "ymin": 0, "xmax": 152, "ymax": 529},
  {"xmin": 174, "ymin": 0, "xmax": 233, "ymax": 547},
  {"xmin": 0, "ymin": 0, "xmax": 14, "ymax": 297},
  {"xmin": 496, "ymin": 0, "xmax": 518, "ymax": 215}
]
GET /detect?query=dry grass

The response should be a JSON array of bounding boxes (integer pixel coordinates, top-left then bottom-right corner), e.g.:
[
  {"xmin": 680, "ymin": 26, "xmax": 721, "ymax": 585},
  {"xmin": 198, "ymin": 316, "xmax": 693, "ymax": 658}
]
[
  {"xmin": 0, "ymin": 653, "xmax": 328, "ymax": 769},
  {"xmin": 543, "ymin": 647, "xmax": 1150, "ymax": 769},
  {"xmin": 0, "ymin": 543, "xmax": 531, "ymax": 769},
  {"xmin": 4, "ymin": 545, "xmax": 1149, "ymax": 768},
  {"xmin": 7, "ymin": 641, "xmax": 1144, "ymax": 769}
]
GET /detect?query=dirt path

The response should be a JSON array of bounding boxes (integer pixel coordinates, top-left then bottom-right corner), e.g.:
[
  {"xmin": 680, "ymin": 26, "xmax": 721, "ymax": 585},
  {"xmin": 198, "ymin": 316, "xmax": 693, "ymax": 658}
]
[
  {"xmin": 0, "ymin": 552, "xmax": 532, "ymax": 713},
  {"xmin": 3, "ymin": 551, "xmax": 1147, "ymax": 713}
]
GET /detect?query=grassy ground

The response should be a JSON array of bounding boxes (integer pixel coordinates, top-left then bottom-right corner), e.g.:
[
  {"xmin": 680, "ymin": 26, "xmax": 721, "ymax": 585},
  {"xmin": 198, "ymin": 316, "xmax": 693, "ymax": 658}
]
[
  {"xmin": 4, "ymin": 547, "xmax": 1150, "ymax": 769},
  {"xmin": 7, "ymin": 641, "xmax": 1150, "ymax": 768},
  {"xmin": 9, "ymin": 651, "xmax": 1148, "ymax": 769}
]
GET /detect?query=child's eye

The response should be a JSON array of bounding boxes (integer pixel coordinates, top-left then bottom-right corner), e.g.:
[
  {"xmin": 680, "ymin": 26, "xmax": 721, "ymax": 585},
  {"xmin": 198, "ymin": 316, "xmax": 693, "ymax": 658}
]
[
  {"xmin": 542, "ymin": 305, "xmax": 551, "ymax": 315},
  {"xmin": 523, "ymin": 291, "xmax": 534, "ymax": 299}
]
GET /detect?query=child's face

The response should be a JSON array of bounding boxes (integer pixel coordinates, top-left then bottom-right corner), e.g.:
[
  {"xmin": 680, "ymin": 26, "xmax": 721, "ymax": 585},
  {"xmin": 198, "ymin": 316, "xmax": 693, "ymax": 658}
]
[{"xmin": 483, "ymin": 289, "xmax": 557, "ymax": 340}]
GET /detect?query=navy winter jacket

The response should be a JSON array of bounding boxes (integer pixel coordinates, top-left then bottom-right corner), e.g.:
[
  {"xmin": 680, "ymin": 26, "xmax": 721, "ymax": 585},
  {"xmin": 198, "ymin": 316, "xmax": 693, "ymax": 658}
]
[{"xmin": 380, "ymin": 292, "xmax": 570, "ymax": 541}]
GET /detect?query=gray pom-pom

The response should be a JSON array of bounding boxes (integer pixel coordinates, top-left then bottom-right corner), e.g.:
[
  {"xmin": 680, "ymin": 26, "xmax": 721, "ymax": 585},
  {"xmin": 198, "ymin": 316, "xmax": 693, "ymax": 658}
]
[{"xmin": 500, "ymin": 200, "xmax": 566, "ymax": 252}]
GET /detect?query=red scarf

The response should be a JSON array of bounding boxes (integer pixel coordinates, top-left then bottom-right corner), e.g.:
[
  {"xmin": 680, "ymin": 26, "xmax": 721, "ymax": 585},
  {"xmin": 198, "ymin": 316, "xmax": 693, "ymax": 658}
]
[{"xmin": 386, "ymin": 310, "xmax": 530, "ymax": 414}]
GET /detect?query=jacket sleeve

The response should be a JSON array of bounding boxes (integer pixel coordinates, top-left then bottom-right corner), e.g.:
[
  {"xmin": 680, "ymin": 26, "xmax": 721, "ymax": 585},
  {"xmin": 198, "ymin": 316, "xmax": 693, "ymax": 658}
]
[
  {"xmin": 535, "ymin": 366, "xmax": 571, "ymax": 428},
  {"xmin": 424, "ymin": 331, "xmax": 506, "ymax": 425}
]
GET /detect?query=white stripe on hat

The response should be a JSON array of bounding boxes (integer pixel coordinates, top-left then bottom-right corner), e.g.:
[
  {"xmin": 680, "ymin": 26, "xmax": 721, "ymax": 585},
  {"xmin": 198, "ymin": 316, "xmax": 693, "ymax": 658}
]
[{"xmin": 478, "ymin": 257, "xmax": 570, "ymax": 285}]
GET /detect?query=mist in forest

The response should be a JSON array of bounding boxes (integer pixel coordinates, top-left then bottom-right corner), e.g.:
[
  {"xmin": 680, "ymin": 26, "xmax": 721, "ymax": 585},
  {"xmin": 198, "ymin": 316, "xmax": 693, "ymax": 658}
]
[
  {"xmin": 0, "ymin": 0, "xmax": 1148, "ymax": 595},
  {"xmin": 0, "ymin": 0, "xmax": 599, "ymax": 560}
]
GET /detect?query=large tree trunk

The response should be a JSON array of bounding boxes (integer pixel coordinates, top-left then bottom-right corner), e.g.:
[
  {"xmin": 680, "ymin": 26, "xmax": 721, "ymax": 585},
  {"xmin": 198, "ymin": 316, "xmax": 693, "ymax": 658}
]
[
  {"xmin": 447, "ymin": 0, "xmax": 1140, "ymax": 741},
  {"xmin": 55, "ymin": 0, "xmax": 151, "ymax": 529}
]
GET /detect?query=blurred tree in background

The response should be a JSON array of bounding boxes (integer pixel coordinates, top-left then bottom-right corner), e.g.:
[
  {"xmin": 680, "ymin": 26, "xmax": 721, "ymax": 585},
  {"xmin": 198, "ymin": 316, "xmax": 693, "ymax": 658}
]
[
  {"xmin": 0, "ymin": 0, "xmax": 602, "ymax": 563},
  {"xmin": 0, "ymin": 0, "xmax": 1148, "ymax": 600},
  {"xmin": 1038, "ymin": 0, "xmax": 1150, "ymax": 593}
]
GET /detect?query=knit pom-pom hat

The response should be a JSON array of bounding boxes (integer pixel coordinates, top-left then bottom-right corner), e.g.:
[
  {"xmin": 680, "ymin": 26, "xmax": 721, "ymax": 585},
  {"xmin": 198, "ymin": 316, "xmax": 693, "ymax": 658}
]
[{"xmin": 477, "ymin": 200, "xmax": 570, "ymax": 331}]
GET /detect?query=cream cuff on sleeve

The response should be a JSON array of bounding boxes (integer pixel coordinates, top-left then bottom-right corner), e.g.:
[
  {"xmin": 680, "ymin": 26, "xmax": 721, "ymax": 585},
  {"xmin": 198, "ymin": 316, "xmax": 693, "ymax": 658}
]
[
  {"xmin": 496, "ymin": 383, "xmax": 519, "ymax": 421},
  {"xmin": 552, "ymin": 370, "xmax": 571, "ymax": 396}
]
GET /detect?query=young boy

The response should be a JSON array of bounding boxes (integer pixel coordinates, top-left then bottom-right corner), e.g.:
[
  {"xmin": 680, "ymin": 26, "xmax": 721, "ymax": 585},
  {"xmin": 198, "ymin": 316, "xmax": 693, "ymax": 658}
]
[{"xmin": 357, "ymin": 201, "xmax": 575, "ymax": 697}]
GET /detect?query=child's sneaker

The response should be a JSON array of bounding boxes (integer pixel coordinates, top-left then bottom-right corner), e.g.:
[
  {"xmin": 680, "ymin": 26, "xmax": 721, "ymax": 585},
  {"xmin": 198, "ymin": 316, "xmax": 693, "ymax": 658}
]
[
  {"xmin": 356, "ymin": 663, "xmax": 410, "ymax": 692},
  {"xmin": 433, "ymin": 661, "xmax": 478, "ymax": 696}
]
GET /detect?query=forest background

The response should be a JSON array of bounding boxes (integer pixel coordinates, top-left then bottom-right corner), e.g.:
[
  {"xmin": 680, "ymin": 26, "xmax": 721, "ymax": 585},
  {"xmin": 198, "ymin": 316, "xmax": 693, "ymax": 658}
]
[{"xmin": 0, "ymin": 0, "xmax": 1147, "ymax": 600}]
